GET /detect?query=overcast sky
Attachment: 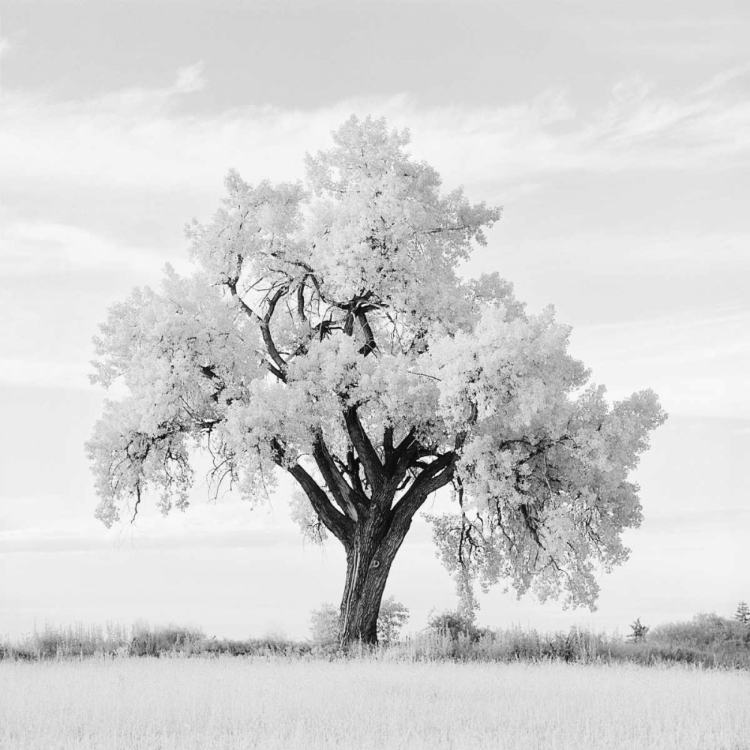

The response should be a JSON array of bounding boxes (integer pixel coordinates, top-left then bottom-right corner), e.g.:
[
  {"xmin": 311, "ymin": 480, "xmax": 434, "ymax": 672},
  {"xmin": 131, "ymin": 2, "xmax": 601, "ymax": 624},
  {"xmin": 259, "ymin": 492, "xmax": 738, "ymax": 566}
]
[{"xmin": 1, "ymin": 0, "xmax": 748, "ymax": 641}]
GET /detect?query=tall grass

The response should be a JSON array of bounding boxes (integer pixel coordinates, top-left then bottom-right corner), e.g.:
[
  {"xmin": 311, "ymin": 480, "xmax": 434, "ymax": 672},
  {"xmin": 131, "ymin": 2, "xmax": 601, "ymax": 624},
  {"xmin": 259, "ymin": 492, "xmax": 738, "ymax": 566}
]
[
  {"xmin": 389, "ymin": 625, "xmax": 750, "ymax": 669},
  {"xmin": 1, "ymin": 657, "xmax": 748, "ymax": 750},
  {"xmin": 1, "ymin": 621, "xmax": 202, "ymax": 661},
  {"xmin": 2, "ymin": 615, "xmax": 748, "ymax": 669}
]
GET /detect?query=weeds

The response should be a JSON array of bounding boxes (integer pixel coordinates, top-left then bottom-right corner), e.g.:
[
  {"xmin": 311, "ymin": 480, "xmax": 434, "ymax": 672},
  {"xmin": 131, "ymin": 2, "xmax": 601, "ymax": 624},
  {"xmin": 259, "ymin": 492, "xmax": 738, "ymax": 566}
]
[{"xmin": 2, "ymin": 614, "xmax": 749, "ymax": 669}]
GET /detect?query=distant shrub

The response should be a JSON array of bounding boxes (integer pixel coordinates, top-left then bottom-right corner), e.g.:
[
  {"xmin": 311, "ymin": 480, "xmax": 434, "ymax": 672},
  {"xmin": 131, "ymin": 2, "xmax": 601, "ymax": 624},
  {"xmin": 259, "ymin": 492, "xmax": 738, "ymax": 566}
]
[
  {"xmin": 426, "ymin": 609, "xmax": 490, "ymax": 643},
  {"xmin": 310, "ymin": 603, "xmax": 341, "ymax": 646},
  {"xmin": 627, "ymin": 618, "xmax": 649, "ymax": 643},
  {"xmin": 129, "ymin": 622, "xmax": 204, "ymax": 657},
  {"xmin": 377, "ymin": 597, "xmax": 410, "ymax": 644},
  {"xmin": 650, "ymin": 613, "xmax": 750, "ymax": 651},
  {"xmin": 735, "ymin": 601, "xmax": 749, "ymax": 625}
]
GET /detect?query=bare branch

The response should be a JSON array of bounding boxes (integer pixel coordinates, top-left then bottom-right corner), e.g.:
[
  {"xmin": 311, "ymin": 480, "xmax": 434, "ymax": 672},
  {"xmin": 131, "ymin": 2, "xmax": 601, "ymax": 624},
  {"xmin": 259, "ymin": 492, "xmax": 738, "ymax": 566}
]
[
  {"xmin": 226, "ymin": 278, "xmax": 289, "ymax": 381},
  {"xmin": 343, "ymin": 406, "xmax": 385, "ymax": 492},
  {"xmin": 312, "ymin": 433, "xmax": 365, "ymax": 521},
  {"xmin": 270, "ymin": 438, "xmax": 353, "ymax": 545},
  {"xmin": 391, "ymin": 451, "xmax": 456, "ymax": 523}
]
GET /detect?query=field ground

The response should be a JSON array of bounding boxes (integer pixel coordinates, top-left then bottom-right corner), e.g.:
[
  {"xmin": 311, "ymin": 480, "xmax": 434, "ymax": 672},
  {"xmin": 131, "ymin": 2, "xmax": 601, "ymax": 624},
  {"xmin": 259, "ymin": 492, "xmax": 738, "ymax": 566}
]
[{"xmin": 1, "ymin": 657, "xmax": 749, "ymax": 750}]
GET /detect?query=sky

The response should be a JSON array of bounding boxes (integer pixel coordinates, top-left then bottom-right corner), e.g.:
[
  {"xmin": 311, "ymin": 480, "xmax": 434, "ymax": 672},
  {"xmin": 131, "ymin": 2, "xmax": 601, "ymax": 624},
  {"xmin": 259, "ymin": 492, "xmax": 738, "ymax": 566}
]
[{"xmin": 0, "ymin": 0, "xmax": 748, "ymax": 641}]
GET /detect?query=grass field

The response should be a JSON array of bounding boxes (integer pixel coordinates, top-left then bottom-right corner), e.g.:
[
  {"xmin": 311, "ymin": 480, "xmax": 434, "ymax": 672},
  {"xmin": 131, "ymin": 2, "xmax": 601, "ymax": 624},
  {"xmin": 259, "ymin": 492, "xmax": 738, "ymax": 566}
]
[{"xmin": 1, "ymin": 657, "xmax": 748, "ymax": 749}]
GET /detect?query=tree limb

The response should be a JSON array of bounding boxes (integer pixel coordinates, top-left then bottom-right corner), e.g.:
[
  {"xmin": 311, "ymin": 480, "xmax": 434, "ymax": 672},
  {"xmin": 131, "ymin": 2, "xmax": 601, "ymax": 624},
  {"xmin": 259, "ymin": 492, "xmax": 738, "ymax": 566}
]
[
  {"xmin": 270, "ymin": 438, "xmax": 353, "ymax": 545},
  {"xmin": 343, "ymin": 406, "xmax": 385, "ymax": 492},
  {"xmin": 312, "ymin": 433, "xmax": 365, "ymax": 521},
  {"xmin": 391, "ymin": 451, "xmax": 456, "ymax": 524},
  {"xmin": 226, "ymin": 279, "xmax": 288, "ymax": 381}
]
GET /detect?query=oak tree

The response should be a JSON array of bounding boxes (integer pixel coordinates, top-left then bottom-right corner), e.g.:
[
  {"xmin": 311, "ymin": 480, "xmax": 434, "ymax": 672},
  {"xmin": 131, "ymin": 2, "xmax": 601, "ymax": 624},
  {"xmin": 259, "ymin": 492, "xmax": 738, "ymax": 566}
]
[{"xmin": 87, "ymin": 116, "xmax": 666, "ymax": 644}]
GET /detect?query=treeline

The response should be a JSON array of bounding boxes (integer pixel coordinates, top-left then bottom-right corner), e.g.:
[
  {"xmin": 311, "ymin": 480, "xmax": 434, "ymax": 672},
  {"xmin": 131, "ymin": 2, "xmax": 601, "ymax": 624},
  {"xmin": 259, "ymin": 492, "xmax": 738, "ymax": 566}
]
[{"xmin": 2, "ymin": 610, "xmax": 749, "ymax": 669}]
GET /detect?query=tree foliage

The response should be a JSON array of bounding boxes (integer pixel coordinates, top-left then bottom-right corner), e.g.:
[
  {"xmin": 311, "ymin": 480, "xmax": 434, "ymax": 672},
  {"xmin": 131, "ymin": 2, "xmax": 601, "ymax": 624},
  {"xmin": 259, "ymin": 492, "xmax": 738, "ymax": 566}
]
[{"xmin": 87, "ymin": 116, "xmax": 666, "ymax": 637}]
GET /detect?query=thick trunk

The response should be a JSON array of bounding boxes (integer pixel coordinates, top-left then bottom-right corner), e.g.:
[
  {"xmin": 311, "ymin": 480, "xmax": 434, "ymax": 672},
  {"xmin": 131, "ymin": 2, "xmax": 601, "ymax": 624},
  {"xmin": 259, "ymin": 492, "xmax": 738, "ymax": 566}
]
[
  {"xmin": 339, "ymin": 507, "xmax": 411, "ymax": 645},
  {"xmin": 285, "ymin": 420, "xmax": 458, "ymax": 646}
]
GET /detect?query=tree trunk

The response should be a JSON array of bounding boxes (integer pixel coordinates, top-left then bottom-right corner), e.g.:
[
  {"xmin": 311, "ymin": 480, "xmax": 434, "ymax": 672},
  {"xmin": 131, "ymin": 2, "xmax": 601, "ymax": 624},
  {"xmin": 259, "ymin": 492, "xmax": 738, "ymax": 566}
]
[
  {"xmin": 339, "ymin": 506, "xmax": 411, "ymax": 645},
  {"xmin": 288, "ymin": 424, "xmax": 458, "ymax": 646}
]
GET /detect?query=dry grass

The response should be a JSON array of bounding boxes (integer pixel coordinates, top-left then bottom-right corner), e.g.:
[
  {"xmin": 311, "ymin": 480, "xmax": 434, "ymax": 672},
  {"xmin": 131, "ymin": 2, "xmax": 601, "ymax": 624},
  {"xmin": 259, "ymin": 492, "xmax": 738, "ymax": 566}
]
[{"xmin": 1, "ymin": 657, "xmax": 749, "ymax": 750}]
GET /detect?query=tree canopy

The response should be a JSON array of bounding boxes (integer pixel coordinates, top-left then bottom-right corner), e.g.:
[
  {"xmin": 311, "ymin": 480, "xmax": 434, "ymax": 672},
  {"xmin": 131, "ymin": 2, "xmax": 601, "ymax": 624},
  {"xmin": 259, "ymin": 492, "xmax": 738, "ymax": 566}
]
[{"xmin": 87, "ymin": 116, "xmax": 666, "ymax": 641}]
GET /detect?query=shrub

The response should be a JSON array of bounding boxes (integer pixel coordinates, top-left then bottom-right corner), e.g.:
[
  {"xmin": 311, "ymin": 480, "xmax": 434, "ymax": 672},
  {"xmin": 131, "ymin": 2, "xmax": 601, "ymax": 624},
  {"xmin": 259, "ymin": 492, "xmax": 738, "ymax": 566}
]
[
  {"xmin": 377, "ymin": 597, "xmax": 410, "ymax": 644},
  {"xmin": 310, "ymin": 597, "xmax": 410, "ymax": 645},
  {"xmin": 627, "ymin": 618, "xmax": 649, "ymax": 643},
  {"xmin": 426, "ymin": 609, "xmax": 490, "ymax": 642},
  {"xmin": 310, "ymin": 603, "xmax": 341, "ymax": 646},
  {"xmin": 129, "ymin": 622, "xmax": 204, "ymax": 657},
  {"xmin": 650, "ymin": 613, "xmax": 750, "ymax": 650}
]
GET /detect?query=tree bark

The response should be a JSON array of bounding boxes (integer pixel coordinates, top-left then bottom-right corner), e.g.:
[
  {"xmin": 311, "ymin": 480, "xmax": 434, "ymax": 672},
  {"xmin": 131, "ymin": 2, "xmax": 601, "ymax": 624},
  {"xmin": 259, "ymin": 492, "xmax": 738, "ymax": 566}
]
[{"xmin": 339, "ymin": 504, "xmax": 411, "ymax": 645}]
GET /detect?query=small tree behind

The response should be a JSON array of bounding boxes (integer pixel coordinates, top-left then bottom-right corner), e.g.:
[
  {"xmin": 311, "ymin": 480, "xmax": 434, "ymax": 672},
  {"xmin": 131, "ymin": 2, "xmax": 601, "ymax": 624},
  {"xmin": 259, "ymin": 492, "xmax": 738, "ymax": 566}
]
[
  {"xmin": 427, "ymin": 608, "xmax": 486, "ymax": 642},
  {"xmin": 310, "ymin": 603, "xmax": 341, "ymax": 646},
  {"xmin": 735, "ymin": 601, "xmax": 750, "ymax": 625},
  {"xmin": 311, "ymin": 596, "xmax": 409, "ymax": 645},
  {"xmin": 627, "ymin": 617, "xmax": 649, "ymax": 643},
  {"xmin": 377, "ymin": 596, "xmax": 410, "ymax": 644}
]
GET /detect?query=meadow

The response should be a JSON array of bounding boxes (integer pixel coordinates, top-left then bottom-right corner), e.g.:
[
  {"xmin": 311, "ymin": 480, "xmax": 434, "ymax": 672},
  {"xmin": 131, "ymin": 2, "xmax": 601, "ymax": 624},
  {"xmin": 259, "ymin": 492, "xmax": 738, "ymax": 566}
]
[{"xmin": 1, "ymin": 656, "xmax": 749, "ymax": 750}]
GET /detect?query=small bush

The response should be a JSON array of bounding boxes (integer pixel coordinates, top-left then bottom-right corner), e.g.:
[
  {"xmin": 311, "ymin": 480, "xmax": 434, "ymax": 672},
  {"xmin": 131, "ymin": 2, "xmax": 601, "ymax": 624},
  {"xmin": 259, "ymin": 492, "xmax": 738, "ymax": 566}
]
[
  {"xmin": 129, "ymin": 622, "xmax": 205, "ymax": 657},
  {"xmin": 377, "ymin": 597, "xmax": 410, "ymax": 644},
  {"xmin": 310, "ymin": 603, "xmax": 341, "ymax": 646},
  {"xmin": 310, "ymin": 597, "xmax": 410, "ymax": 645},
  {"xmin": 426, "ymin": 609, "xmax": 491, "ymax": 643}
]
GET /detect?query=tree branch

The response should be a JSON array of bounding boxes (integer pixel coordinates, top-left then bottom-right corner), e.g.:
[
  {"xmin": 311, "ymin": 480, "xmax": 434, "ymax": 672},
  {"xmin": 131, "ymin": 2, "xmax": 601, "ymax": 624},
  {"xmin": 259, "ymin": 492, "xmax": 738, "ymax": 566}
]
[
  {"xmin": 226, "ymin": 279, "xmax": 288, "ymax": 381},
  {"xmin": 347, "ymin": 448, "xmax": 365, "ymax": 496},
  {"xmin": 312, "ymin": 433, "xmax": 365, "ymax": 521},
  {"xmin": 391, "ymin": 451, "xmax": 455, "ymax": 523},
  {"xmin": 343, "ymin": 406, "xmax": 385, "ymax": 492},
  {"xmin": 270, "ymin": 438, "xmax": 353, "ymax": 545},
  {"xmin": 355, "ymin": 310, "xmax": 378, "ymax": 356},
  {"xmin": 259, "ymin": 284, "xmax": 290, "ymax": 376},
  {"xmin": 383, "ymin": 426, "xmax": 394, "ymax": 463}
]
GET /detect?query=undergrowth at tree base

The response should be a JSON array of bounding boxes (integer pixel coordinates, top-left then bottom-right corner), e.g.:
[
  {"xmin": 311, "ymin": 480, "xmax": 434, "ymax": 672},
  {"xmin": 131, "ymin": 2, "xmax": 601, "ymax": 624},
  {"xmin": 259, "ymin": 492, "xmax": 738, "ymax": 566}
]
[{"xmin": 2, "ymin": 615, "xmax": 748, "ymax": 670}]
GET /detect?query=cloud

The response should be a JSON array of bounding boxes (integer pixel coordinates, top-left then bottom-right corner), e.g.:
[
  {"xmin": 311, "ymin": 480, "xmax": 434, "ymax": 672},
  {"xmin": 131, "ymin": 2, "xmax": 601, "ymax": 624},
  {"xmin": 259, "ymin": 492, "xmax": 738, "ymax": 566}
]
[
  {"xmin": 0, "ymin": 357, "xmax": 92, "ymax": 391},
  {"xmin": 571, "ymin": 305, "xmax": 750, "ymax": 418},
  {"xmin": 0, "ymin": 220, "xmax": 190, "ymax": 277},
  {"xmin": 0, "ymin": 496, "xmax": 304, "ymax": 554},
  {"xmin": 1, "ymin": 64, "xmax": 748, "ymax": 202}
]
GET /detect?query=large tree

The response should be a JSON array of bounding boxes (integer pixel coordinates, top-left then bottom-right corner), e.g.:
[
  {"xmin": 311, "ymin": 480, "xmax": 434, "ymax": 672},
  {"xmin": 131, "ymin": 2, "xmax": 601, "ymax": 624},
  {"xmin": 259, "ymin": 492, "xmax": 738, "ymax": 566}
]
[{"xmin": 87, "ymin": 116, "xmax": 666, "ymax": 644}]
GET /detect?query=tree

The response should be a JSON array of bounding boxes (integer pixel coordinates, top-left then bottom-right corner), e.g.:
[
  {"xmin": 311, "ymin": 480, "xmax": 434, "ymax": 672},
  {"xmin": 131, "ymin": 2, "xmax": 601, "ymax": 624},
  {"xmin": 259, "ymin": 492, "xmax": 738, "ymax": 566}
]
[
  {"xmin": 309, "ymin": 603, "xmax": 341, "ymax": 646},
  {"xmin": 87, "ymin": 116, "xmax": 666, "ymax": 645},
  {"xmin": 426, "ymin": 609, "xmax": 487, "ymax": 642},
  {"xmin": 735, "ymin": 601, "xmax": 750, "ymax": 625},
  {"xmin": 627, "ymin": 617, "xmax": 649, "ymax": 643},
  {"xmin": 377, "ymin": 596, "xmax": 410, "ymax": 644}
]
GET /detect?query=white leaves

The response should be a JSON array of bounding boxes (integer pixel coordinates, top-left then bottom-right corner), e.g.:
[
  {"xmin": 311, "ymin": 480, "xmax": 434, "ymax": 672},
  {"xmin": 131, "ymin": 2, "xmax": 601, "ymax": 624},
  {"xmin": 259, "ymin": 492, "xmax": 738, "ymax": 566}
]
[
  {"xmin": 301, "ymin": 116, "xmax": 501, "ymax": 319},
  {"xmin": 186, "ymin": 172, "xmax": 306, "ymax": 287},
  {"xmin": 289, "ymin": 489, "xmax": 328, "ymax": 545},
  {"xmin": 86, "ymin": 398, "xmax": 194, "ymax": 528}
]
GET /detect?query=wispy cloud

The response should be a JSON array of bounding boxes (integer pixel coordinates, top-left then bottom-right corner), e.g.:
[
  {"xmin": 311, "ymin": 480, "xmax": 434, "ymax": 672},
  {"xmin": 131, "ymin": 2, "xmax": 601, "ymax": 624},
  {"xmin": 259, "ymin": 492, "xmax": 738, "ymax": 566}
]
[
  {"xmin": 0, "ymin": 494, "xmax": 303, "ymax": 553},
  {"xmin": 571, "ymin": 305, "xmax": 750, "ymax": 418},
  {"xmin": 1, "ymin": 64, "xmax": 748, "ymax": 200},
  {"xmin": 0, "ymin": 358, "xmax": 92, "ymax": 391},
  {"xmin": 0, "ymin": 220, "xmax": 191, "ymax": 277}
]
